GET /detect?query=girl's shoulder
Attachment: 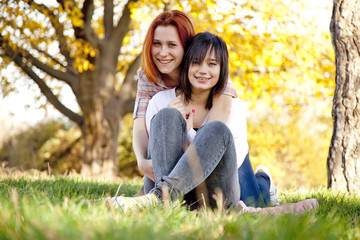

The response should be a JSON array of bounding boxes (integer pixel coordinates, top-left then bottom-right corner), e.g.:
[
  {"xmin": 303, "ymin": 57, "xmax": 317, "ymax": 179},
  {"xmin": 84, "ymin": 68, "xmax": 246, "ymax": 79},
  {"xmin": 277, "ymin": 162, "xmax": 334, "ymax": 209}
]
[{"xmin": 151, "ymin": 88, "xmax": 176, "ymax": 102}]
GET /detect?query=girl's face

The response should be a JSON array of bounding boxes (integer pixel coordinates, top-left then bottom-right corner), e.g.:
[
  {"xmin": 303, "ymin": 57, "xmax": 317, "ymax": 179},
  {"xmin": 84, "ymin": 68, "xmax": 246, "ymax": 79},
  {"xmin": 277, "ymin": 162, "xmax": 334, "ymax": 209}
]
[
  {"xmin": 188, "ymin": 49, "xmax": 220, "ymax": 92},
  {"xmin": 151, "ymin": 25, "xmax": 184, "ymax": 79}
]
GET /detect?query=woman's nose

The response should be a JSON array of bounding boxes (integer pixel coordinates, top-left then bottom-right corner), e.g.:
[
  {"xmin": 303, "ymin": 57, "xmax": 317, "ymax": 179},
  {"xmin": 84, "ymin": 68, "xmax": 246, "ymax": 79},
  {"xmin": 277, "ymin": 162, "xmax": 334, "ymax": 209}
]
[{"xmin": 159, "ymin": 46, "xmax": 168, "ymax": 57}]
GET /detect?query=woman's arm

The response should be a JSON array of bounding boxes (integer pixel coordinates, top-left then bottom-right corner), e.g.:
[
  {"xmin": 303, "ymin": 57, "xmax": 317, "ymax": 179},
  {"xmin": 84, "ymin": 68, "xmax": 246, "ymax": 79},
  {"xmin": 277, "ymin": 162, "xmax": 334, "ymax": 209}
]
[
  {"xmin": 238, "ymin": 199, "xmax": 319, "ymax": 215},
  {"xmin": 207, "ymin": 94, "xmax": 232, "ymax": 123},
  {"xmin": 132, "ymin": 117, "xmax": 155, "ymax": 181}
]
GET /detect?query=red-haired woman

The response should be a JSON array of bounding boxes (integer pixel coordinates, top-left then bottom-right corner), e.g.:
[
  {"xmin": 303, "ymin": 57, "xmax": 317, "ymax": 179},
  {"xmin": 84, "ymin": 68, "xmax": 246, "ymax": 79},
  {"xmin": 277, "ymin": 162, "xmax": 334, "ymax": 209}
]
[{"xmin": 132, "ymin": 10, "xmax": 237, "ymax": 191}]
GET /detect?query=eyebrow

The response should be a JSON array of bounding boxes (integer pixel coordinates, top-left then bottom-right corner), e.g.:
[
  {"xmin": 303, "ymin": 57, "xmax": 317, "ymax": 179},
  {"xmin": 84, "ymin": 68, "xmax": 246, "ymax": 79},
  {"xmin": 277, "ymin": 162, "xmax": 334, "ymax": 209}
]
[
  {"xmin": 209, "ymin": 58, "xmax": 218, "ymax": 62},
  {"xmin": 153, "ymin": 39, "xmax": 179, "ymax": 43}
]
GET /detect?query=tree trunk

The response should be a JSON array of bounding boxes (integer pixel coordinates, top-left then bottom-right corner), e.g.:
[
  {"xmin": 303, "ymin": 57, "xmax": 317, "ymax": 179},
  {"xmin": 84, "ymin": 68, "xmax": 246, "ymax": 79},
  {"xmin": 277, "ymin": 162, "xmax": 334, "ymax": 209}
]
[
  {"xmin": 77, "ymin": 66, "xmax": 121, "ymax": 178},
  {"xmin": 328, "ymin": 0, "xmax": 360, "ymax": 193}
]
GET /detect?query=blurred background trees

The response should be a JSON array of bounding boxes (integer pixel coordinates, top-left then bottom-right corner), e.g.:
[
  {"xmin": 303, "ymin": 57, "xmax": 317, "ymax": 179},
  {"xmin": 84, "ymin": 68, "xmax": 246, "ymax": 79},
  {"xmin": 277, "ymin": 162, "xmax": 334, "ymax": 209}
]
[{"xmin": 0, "ymin": 0, "xmax": 334, "ymax": 189}]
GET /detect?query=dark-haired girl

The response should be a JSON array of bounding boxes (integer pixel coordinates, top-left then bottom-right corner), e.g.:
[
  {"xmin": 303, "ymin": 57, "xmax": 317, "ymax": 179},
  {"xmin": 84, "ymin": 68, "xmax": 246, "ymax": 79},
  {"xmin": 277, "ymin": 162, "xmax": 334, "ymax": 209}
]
[{"xmin": 106, "ymin": 32, "xmax": 318, "ymax": 214}]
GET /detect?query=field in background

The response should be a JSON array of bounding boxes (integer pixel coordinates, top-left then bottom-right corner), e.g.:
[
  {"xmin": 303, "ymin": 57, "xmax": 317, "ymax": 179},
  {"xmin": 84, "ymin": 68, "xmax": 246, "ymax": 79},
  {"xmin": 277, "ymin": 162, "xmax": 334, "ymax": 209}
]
[{"xmin": 0, "ymin": 97, "xmax": 332, "ymax": 191}]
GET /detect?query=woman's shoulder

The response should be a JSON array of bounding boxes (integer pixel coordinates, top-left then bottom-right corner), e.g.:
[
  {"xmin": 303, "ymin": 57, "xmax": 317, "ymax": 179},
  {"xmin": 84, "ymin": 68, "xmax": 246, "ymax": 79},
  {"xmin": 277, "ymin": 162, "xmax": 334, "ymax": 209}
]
[{"xmin": 137, "ymin": 68, "xmax": 147, "ymax": 81}]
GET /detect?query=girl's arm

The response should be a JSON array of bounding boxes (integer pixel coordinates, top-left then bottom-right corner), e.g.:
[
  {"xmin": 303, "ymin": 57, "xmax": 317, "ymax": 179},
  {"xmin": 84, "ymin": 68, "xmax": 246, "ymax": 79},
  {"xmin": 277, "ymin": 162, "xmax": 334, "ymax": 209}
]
[
  {"xmin": 132, "ymin": 117, "xmax": 155, "ymax": 181},
  {"xmin": 207, "ymin": 94, "xmax": 232, "ymax": 123}
]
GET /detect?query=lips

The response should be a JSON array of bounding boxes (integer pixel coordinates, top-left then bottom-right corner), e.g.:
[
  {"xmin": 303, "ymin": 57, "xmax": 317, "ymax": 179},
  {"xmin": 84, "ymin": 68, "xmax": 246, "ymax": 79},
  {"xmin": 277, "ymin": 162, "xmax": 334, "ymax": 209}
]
[
  {"xmin": 158, "ymin": 59, "xmax": 173, "ymax": 65},
  {"xmin": 195, "ymin": 76, "xmax": 210, "ymax": 83}
]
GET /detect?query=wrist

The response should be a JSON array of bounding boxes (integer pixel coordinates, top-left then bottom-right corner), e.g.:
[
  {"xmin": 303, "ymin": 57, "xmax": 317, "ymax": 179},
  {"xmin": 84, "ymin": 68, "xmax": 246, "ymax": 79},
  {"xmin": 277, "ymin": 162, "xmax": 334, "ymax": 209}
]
[{"xmin": 137, "ymin": 157, "xmax": 147, "ymax": 171}]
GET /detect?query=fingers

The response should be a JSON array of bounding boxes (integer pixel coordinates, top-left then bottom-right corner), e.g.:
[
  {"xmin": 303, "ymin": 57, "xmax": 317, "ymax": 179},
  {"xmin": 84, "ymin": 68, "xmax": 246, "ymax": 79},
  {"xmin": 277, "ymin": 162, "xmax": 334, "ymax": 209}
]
[
  {"xmin": 186, "ymin": 109, "xmax": 195, "ymax": 131},
  {"xmin": 168, "ymin": 97, "xmax": 187, "ymax": 117}
]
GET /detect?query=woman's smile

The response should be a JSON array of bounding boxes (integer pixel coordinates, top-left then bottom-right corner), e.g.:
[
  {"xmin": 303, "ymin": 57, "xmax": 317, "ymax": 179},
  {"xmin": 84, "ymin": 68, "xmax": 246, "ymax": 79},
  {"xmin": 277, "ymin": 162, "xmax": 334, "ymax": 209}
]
[{"xmin": 151, "ymin": 25, "xmax": 184, "ymax": 79}]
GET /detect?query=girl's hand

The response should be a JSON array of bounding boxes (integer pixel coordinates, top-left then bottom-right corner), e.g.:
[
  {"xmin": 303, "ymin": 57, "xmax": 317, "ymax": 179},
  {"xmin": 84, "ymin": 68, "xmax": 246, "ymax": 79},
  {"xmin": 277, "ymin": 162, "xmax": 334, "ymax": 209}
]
[
  {"xmin": 168, "ymin": 96, "xmax": 187, "ymax": 117},
  {"xmin": 168, "ymin": 96, "xmax": 194, "ymax": 131},
  {"xmin": 186, "ymin": 109, "xmax": 195, "ymax": 131}
]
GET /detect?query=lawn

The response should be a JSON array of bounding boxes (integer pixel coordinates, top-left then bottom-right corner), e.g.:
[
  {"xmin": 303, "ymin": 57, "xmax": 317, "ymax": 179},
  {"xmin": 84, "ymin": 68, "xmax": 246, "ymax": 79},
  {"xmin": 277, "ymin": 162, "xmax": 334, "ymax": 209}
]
[{"xmin": 0, "ymin": 169, "xmax": 359, "ymax": 240}]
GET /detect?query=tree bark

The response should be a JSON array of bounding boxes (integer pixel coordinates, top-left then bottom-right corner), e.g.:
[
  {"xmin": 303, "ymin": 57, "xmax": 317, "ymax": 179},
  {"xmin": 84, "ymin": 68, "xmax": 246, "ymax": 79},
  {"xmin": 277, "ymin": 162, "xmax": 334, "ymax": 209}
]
[
  {"xmin": 77, "ymin": 70, "xmax": 121, "ymax": 178},
  {"xmin": 328, "ymin": 0, "xmax": 360, "ymax": 193}
]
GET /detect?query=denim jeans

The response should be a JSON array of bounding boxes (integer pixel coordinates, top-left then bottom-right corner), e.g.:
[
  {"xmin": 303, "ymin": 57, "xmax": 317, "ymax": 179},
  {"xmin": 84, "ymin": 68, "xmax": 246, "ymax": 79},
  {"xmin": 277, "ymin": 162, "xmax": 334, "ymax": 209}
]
[
  {"xmin": 144, "ymin": 154, "xmax": 271, "ymax": 208},
  {"xmin": 238, "ymin": 153, "xmax": 270, "ymax": 207},
  {"xmin": 147, "ymin": 108, "xmax": 240, "ymax": 209}
]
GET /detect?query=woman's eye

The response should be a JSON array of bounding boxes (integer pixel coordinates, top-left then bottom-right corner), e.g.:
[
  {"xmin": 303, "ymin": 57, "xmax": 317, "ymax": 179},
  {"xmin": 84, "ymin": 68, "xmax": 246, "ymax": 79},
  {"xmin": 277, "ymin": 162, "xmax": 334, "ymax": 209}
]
[
  {"xmin": 169, "ymin": 43, "xmax": 177, "ymax": 47},
  {"xmin": 153, "ymin": 42, "xmax": 161, "ymax": 46},
  {"xmin": 209, "ymin": 62, "xmax": 217, "ymax": 66}
]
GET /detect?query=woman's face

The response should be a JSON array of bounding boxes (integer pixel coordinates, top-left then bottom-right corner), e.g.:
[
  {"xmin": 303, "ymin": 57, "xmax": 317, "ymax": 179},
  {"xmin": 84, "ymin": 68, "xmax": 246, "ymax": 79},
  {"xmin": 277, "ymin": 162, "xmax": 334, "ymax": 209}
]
[
  {"xmin": 151, "ymin": 25, "xmax": 184, "ymax": 79},
  {"xmin": 188, "ymin": 49, "xmax": 220, "ymax": 92}
]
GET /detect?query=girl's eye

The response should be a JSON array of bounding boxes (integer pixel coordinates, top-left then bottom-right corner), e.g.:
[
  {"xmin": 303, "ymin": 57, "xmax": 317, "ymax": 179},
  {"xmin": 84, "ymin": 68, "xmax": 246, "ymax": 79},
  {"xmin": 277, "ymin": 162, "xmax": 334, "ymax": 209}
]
[
  {"xmin": 192, "ymin": 60, "xmax": 199, "ymax": 64},
  {"xmin": 153, "ymin": 42, "xmax": 161, "ymax": 46},
  {"xmin": 209, "ymin": 62, "xmax": 217, "ymax": 66},
  {"xmin": 169, "ymin": 43, "xmax": 177, "ymax": 47}
]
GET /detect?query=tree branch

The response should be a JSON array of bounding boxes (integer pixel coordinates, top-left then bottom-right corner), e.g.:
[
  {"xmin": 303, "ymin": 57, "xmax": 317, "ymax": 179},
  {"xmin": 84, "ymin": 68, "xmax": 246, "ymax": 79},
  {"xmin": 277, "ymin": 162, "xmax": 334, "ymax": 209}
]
[
  {"xmin": 14, "ymin": 54, "xmax": 83, "ymax": 126},
  {"xmin": 0, "ymin": 36, "xmax": 83, "ymax": 126},
  {"xmin": 117, "ymin": 54, "xmax": 141, "ymax": 113},
  {"xmin": 80, "ymin": 0, "xmax": 101, "ymax": 47},
  {"xmin": 25, "ymin": 52, "xmax": 78, "ymax": 87},
  {"xmin": 56, "ymin": 0, "xmax": 100, "ymax": 48},
  {"xmin": 109, "ymin": 0, "xmax": 135, "ymax": 54},
  {"xmin": 104, "ymin": 0, "xmax": 114, "ymax": 40},
  {"xmin": 123, "ymin": 53, "xmax": 141, "ymax": 86},
  {"xmin": 32, "ymin": 44, "xmax": 67, "ymax": 69},
  {"xmin": 27, "ymin": 0, "xmax": 75, "ymax": 70}
]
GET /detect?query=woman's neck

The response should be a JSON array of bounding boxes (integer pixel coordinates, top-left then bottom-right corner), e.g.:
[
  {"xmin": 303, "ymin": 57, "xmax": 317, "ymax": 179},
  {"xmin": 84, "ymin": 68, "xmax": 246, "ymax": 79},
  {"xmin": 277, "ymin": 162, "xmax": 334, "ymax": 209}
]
[{"xmin": 161, "ymin": 70, "xmax": 180, "ymax": 88}]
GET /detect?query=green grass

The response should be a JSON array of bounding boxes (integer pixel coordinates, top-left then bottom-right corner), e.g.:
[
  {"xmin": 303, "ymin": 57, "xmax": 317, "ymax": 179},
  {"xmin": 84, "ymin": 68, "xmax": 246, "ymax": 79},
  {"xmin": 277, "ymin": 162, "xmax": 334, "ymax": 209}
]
[{"xmin": 0, "ymin": 171, "xmax": 359, "ymax": 240}]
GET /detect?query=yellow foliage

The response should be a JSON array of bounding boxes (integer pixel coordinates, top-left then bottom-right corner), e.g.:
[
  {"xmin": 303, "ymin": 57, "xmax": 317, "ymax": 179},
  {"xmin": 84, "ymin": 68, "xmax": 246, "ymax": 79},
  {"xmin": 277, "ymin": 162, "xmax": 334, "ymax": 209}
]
[{"xmin": 247, "ymin": 106, "xmax": 331, "ymax": 189}]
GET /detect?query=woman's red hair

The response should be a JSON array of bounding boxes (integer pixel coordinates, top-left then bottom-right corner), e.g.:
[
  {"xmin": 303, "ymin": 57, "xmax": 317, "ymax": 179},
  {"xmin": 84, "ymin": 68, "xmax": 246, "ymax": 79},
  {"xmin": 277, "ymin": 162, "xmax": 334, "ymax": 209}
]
[{"xmin": 141, "ymin": 10, "xmax": 195, "ymax": 84}]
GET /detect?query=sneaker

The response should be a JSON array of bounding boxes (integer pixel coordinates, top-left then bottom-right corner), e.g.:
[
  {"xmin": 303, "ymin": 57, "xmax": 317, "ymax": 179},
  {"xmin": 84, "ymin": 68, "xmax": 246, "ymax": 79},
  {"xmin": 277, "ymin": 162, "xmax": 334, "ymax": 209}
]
[
  {"xmin": 255, "ymin": 165, "xmax": 280, "ymax": 206},
  {"xmin": 104, "ymin": 193, "xmax": 159, "ymax": 211}
]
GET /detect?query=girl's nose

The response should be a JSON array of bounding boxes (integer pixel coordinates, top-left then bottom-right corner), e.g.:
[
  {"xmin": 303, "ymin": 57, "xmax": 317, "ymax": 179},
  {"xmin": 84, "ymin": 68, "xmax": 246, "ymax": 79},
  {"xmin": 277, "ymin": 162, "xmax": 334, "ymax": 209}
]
[{"xmin": 198, "ymin": 63, "xmax": 207, "ymax": 74}]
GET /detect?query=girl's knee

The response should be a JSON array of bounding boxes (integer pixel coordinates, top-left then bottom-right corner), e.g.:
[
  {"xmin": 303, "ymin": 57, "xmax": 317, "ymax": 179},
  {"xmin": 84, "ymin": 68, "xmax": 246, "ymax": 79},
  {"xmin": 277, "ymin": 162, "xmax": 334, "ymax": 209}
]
[
  {"xmin": 205, "ymin": 121, "xmax": 231, "ymax": 134},
  {"xmin": 157, "ymin": 107, "xmax": 183, "ymax": 119},
  {"xmin": 152, "ymin": 108, "xmax": 183, "ymax": 124},
  {"xmin": 151, "ymin": 108, "xmax": 186, "ymax": 133}
]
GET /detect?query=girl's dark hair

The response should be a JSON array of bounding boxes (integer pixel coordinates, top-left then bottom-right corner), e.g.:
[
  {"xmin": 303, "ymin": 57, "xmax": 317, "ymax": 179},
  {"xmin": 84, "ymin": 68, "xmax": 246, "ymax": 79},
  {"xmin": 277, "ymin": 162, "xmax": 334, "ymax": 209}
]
[{"xmin": 179, "ymin": 32, "xmax": 229, "ymax": 109}]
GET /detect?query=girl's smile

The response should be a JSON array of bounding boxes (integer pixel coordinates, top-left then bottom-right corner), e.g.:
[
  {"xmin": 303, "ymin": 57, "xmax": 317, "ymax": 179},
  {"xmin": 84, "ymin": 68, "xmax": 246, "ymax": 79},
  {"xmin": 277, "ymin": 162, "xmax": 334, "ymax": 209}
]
[{"xmin": 188, "ymin": 50, "xmax": 220, "ymax": 91}]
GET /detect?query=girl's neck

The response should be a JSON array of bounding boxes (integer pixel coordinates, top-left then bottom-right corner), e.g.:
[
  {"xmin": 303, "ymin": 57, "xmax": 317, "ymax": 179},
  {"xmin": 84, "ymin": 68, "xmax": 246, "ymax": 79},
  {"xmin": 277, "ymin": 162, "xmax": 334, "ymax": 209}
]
[
  {"xmin": 178, "ymin": 88, "xmax": 211, "ymax": 108},
  {"xmin": 190, "ymin": 89, "xmax": 210, "ymax": 106}
]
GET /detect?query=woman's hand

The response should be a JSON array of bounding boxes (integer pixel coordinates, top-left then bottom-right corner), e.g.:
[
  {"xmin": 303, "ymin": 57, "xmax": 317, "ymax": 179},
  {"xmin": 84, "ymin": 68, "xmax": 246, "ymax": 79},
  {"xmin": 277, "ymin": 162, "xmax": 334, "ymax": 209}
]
[
  {"xmin": 207, "ymin": 94, "xmax": 232, "ymax": 123},
  {"xmin": 137, "ymin": 158, "xmax": 156, "ymax": 182},
  {"xmin": 133, "ymin": 118, "xmax": 155, "ymax": 182}
]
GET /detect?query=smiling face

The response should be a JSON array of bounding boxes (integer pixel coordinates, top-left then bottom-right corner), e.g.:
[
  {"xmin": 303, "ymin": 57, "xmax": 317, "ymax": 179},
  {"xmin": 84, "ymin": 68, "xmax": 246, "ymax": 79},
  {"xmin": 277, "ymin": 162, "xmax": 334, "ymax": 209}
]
[
  {"xmin": 151, "ymin": 25, "xmax": 184, "ymax": 81},
  {"xmin": 188, "ymin": 48, "xmax": 220, "ymax": 92}
]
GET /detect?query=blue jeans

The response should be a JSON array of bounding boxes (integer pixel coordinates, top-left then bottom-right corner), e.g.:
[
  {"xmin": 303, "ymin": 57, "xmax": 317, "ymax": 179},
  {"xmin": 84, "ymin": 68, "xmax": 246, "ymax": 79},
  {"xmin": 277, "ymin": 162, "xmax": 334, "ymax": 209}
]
[
  {"xmin": 238, "ymin": 153, "xmax": 270, "ymax": 207},
  {"xmin": 144, "ymin": 155, "xmax": 270, "ymax": 208},
  {"xmin": 147, "ymin": 108, "xmax": 240, "ymax": 210}
]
